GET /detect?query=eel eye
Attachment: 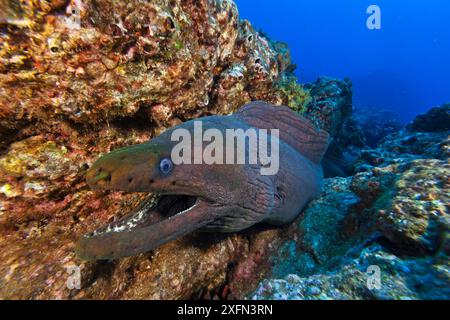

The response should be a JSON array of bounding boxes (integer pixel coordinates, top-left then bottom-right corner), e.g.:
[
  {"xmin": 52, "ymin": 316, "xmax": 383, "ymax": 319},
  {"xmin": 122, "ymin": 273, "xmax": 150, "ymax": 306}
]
[{"xmin": 159, "ymin": 158, "xmax": 173, "ymax": 175}]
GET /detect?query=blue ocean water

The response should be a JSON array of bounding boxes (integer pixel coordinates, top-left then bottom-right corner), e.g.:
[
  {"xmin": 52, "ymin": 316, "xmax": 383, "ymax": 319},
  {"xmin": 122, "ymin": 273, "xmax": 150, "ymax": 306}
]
[{"xmin": 235, "ymin": 0, "xmax": 450, "ymax": 122}]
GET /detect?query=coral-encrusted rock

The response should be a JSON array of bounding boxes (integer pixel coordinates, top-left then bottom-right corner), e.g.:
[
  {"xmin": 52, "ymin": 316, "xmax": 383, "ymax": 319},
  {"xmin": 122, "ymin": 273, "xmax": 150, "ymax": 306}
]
[
  {"xmin": 351, "ymin": 158, "xmax": 449, "ymax": 255},
  {"xmin": 0, "ymin": 0, "xmax": 292, "ymax": 141},
  {"xmin": 375, "ymin": 159, "xmax": 449, "ymax": 253},
  {"xmin": 353, "ymin": 115, "xmax": 449, "ymax": 255},
  {"xmin": 354, "ymin": 107, "xmax": 404, "ymax": 148},
  {"xmin": 0, "ymin": 0, "xmax": 300, "ymax": 299},
  {"xmin": 304, "ymin": 77, "xmax": 352, "ymax": 134},
  {"xmin": 0, "ymin": 136, "xmax": 82, "ymax": 199},
  {"xmin": 269, "ymin": 178, "xmax": 362, "ymax": 279},
  {"xmin": 409, "ymin": 104, "xmax": 450, "ymax": 133},
  {"xmin": 252, "ymin": 105, "xmax": 450, "ymax": 300},
  {"xmin": 304, "ymin": 77, "xmax": 365, "ymax": 148},
  {"xmin": 252, "ymin": 169, "xmax": 449, "ymax": 300},
  {"xmin": 354, "ymin": 126, "xmax": 449, "ymax": 174},
  {"xmin": 252, "ymin": 243, "xmax": 450, "ymax": 300},
  {"xmin": 252, "ymin": 160, "xmax": 449, "ymax": 299}
]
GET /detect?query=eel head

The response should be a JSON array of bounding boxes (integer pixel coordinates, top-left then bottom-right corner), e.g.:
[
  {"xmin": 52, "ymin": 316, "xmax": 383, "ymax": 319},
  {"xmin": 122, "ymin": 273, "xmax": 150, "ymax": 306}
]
[{"xmin": 76, "ymin": 138, "xmax": 247, "ymax": 261}]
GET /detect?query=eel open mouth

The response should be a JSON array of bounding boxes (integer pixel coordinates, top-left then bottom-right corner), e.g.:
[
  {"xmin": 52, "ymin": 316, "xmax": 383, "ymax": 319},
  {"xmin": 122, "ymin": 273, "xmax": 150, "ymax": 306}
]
[
  {"xmin": 87, "ymin": 194, "xmax": 200, "ymax": 236},
  {"xmin": 76, "ymin": 194, "xmax": 215, "ymax": 261}
]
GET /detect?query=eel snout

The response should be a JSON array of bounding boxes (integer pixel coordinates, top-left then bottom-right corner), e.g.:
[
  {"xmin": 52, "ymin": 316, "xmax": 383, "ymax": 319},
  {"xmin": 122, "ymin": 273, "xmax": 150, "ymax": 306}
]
[{"xmin": 85, "ymin": 144, "xmax": 164, "ymax": 192}]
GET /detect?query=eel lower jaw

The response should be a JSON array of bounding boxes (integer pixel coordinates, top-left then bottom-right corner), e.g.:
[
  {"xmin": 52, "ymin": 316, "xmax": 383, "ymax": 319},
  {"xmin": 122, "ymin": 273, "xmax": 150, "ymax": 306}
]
[{"xmin": 75, "ymin": 193, "xmax": 219, "ymax": 261}]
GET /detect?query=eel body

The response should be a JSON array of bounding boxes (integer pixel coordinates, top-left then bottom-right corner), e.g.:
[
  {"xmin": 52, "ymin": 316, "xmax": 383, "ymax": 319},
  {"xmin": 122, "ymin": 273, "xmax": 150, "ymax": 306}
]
[{"xmin": 76, "ymin": 101, "xmax": 330, "ymax": 260}]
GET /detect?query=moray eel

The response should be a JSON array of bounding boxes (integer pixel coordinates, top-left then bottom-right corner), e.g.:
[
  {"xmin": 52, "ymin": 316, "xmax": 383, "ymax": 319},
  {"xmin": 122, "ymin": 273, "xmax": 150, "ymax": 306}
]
[{"xmin": 76, "ymin": 101, "xmax": 330, "ymax": 260}]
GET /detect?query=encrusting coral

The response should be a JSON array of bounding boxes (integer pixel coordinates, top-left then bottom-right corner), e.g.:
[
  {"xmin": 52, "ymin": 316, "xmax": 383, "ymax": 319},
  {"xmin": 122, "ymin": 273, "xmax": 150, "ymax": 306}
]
[{"xmin": 252, "ymin": 105, "xmax": 450, "ymax": 300}]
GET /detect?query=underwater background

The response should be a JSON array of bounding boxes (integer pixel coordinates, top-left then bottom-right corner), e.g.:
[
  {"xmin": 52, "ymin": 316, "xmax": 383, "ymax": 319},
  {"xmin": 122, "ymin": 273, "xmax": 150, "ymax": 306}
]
[{"xmin": 236, "ymin": 0, "xmax": 450, "ymax": 122}]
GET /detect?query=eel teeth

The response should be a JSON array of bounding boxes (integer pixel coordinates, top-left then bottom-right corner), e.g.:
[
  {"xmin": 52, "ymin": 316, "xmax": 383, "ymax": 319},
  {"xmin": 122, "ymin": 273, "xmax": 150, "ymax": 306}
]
[
  {"xmin": 168, "ymin": 198, "xmax": 201, "ymax": 221},
  {"xmin": 89, "ymin": 193, "xmax": 161, "ymax": 237}
]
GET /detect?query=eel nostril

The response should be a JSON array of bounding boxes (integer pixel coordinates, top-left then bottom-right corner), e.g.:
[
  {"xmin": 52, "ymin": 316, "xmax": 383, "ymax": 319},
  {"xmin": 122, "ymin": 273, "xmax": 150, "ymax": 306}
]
[{"xmin": 128, "ymin": 177, "xmax": 133, "ymax": 183}]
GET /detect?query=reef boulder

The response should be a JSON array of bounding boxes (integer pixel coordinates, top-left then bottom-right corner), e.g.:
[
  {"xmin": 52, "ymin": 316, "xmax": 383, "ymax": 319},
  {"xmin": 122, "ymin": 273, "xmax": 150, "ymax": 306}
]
[
  {"xmin": 408, "ymin": 104, "xmax": 450, "ymax": 133},
  {"xmin": 353, "ymin": 106, "xmax": 404, "ymax": 148},
  {"xmin": 304, "ymin": 77, "xmax": 365, "ymax": 148},
  {"xmin": 252, "ymin": 105, "xmax": 450, "ymax": 300}
]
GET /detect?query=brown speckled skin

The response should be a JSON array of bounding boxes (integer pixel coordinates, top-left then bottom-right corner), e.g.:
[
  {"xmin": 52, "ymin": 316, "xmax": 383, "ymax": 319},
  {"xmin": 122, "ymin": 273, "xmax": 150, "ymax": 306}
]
[{"xmin": 77, "ymin": 102, "xmax": 329, "ymax": 260}]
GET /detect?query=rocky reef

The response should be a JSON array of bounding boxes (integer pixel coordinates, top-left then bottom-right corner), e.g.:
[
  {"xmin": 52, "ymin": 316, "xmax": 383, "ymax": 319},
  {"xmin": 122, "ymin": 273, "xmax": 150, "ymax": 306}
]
[
  {"xmin": 252, "ymin": 104, "xmax": 449, "ymax": 300},
  {"xmin": 408, "ymin": 104, "xmax": 450, "ymax": 133},
  {"xmin": 0, "ymin": 0, "xmax": 447, "ymax": 300}
]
